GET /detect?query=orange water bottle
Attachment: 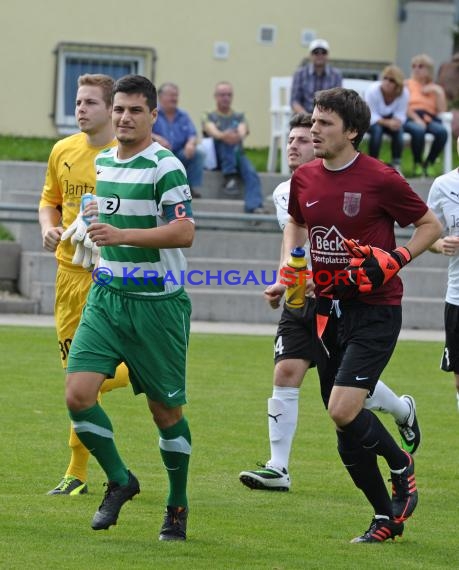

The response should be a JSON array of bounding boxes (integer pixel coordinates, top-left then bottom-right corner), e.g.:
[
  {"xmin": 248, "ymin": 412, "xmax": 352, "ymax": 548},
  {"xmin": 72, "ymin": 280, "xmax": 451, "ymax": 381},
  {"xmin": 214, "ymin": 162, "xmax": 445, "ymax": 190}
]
[{"xmin": 285, "ymin": 247, "xmax": 307, "ymax": 309}]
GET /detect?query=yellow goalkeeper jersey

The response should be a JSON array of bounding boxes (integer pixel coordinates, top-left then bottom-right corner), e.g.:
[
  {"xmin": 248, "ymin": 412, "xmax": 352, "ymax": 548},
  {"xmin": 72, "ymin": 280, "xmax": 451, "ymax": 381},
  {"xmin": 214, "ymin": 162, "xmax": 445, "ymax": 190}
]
[{"xmin": 39, "ymin": 132, "xmax": 116, "ymax": 268}]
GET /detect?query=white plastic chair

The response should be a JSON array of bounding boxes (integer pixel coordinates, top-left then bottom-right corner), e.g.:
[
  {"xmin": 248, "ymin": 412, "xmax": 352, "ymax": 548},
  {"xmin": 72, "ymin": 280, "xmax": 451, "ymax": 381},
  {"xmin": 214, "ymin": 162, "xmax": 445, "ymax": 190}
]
[
  {"xmin": 198, "ymin": 137, "xmax": 218, "ymax": 170},
  {"xmin": 440, "ymin": 111, "xmax": 453, "ymax": 172},
  {"xmin": 341, "ymin": 77, "xmax": 374, "ymax": 98},
  {"xmin": 267, "ymin": 77, "xmax": 293, "ymax": 175}
]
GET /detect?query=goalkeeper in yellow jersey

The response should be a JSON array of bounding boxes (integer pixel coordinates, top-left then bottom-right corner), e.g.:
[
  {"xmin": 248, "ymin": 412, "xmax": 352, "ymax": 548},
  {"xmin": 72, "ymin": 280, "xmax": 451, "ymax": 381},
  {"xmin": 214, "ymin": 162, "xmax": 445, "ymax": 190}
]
[{"xmin": 39, "ymin": 73, "xmax": 129, "ymax": 495}]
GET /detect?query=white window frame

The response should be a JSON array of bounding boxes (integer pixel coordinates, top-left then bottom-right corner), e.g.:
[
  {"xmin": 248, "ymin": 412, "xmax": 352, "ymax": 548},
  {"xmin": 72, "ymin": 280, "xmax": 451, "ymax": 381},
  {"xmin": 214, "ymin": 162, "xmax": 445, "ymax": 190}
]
[{"xmin": 53, "ymin": 42, "xmax": 155, "ymax": 134}]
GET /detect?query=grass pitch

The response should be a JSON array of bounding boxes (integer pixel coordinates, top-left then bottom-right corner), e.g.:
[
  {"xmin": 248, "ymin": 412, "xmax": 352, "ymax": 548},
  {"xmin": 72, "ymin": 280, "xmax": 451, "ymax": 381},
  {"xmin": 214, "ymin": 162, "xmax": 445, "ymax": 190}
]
[{"xmin": 0, "ymin": 326, "xmax": 458, "ymax": 570}]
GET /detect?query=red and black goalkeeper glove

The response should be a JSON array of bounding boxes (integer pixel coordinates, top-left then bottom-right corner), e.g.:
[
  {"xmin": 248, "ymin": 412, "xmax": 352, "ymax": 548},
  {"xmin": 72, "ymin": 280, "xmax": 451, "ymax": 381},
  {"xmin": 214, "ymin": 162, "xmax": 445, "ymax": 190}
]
[{"xmin": 342, "ymin": 238, "xmax": 412, "ymax": 293}]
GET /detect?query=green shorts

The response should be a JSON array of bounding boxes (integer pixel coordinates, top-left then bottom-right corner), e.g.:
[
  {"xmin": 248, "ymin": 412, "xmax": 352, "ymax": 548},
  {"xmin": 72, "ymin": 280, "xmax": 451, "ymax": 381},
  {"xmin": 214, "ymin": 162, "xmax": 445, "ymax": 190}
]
[{"xmin": 67, "ymin": 284, "xmax": 191, "ymax": 406}]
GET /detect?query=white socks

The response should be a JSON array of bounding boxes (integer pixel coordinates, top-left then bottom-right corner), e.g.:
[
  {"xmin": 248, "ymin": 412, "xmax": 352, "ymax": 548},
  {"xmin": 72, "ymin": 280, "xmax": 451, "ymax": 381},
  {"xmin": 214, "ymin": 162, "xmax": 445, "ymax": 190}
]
[
  {"xmin": 364, "ymin": 381, "xmax": 410, "ymax": 423},
  {"xmin": 267, "ymin": 386, "xmax": 299, "ymax": 472},
  {"xmin": 267, "ymin": 381, "xmax": 410, "ymax": 471}
]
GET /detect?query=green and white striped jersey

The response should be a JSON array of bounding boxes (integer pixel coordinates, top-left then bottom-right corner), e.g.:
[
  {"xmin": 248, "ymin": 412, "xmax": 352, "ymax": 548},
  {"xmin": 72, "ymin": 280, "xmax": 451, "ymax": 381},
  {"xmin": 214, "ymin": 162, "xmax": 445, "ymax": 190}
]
[{"xmin": 95, "ymin": 142, "xmax": 193, "ymax": 295}]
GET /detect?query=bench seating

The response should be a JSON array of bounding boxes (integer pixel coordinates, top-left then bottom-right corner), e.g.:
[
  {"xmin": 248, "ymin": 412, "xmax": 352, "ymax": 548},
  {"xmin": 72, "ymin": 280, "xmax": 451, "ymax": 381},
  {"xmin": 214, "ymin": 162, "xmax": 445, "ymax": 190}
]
[{"xmin": 268, "ymin": 76, "xmax": 453, "ymax": 175}]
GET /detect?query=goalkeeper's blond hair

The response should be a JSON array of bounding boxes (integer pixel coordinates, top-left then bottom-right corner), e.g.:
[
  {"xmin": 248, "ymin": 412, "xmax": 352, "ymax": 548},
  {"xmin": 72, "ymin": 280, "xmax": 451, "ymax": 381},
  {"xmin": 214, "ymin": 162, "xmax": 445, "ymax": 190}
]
[{"xmin": 78, "ymin": 74, "xmax": 114, "ymax": 108}]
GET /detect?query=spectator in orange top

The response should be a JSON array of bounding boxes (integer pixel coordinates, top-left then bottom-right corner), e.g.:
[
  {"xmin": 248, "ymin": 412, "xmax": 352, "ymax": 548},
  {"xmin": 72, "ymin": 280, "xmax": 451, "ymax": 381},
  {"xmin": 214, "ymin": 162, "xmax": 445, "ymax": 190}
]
[{"xmin": 404, "ymin": 53, "xmax": 448, "ymax": 177}]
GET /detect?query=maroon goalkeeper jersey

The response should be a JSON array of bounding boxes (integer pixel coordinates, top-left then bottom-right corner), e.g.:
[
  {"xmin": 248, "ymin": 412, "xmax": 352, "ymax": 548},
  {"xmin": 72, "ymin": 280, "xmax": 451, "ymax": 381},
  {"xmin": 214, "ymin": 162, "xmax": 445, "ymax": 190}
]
[{"xmin": 288, "ymin": 153, "xmax": 428, "ymax": 305}]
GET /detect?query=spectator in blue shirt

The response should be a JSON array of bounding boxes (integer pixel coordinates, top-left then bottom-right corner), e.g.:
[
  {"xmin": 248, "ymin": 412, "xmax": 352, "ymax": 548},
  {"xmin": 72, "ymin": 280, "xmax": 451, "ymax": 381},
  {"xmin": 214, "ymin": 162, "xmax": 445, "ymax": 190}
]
[
  {"xmin": 152, "ymin": 82, "xmax": 204, "ymax": 198},
  {"xmin": 291, "ymin": 39, "xmax": 342, "ymax": 114}
]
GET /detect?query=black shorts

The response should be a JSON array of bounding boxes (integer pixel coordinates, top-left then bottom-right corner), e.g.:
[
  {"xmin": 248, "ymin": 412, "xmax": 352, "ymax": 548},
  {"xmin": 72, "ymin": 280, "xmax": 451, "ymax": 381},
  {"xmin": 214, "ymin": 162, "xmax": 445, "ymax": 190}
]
[
  {"xmin": 317, "ymin": 302, "xmax": 402, "ymax": 406},
  {"xmin": 274, "ymin": 298, "xmax": 317, "ymax": 366},
  {"xmin": 441, "ymin": 301, "xmax": 459, "ymax": 373}
]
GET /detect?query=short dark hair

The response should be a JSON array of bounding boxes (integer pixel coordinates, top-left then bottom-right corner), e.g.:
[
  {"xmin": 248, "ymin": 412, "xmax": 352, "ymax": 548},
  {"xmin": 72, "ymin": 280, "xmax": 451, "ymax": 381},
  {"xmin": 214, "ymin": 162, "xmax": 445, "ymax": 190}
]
[
  {"xmin": 112, "ymin": 75, "xmax": 157, "ymax": 110},
  {"xmin": 313, "ymin": 87, "xmax": 370, "ymax": 148},
  {"xmin": 289, "ymin": 112, "xmax": 313, "ymax": 130}
]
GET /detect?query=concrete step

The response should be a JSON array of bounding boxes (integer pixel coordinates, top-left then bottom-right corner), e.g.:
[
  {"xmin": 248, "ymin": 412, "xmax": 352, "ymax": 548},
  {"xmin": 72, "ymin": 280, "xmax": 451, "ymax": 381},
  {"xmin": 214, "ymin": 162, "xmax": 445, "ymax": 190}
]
[
  {"xmin": 0, "ymin": 241, "xmax": 21, "ymax": 280},
  {"xmin": 22, "ymin": 263, "xmax": 446, "ymax": 328},
  {"xmin": 2, "ymin": 222, "xmax": 43, "ymax": 251},
  {"xmin": 187, "ymin": 288, "xmax": 445, "ymax": 330},
  {"xmin": 30, "ymin": 281, "xmax": 55, "ymax": 314},
  {"xmin": 403, "ymin": 267, "xmax": 447, "ymax": 297},
  {"xmin": 405, "ymin": 178, "xmax": 434, "ymax": 202},
  {"xmin": 0, "ymin": 158, "xmax": 435, "ymax": 193},
  {"xmin": 408, "ymin": 249, "xmax": 449, "ymax": 269},
  {"xmin": 185, "ymin": 257, "xmax": 277, "ymax": 290},
  {"xmin": 18, "ymin": 243, "xmax": 447, "ymax": 300},
  {"xmin": 188, "ymin": 288, "xmax": 278, "ymax": 324},
  {"xmin": 193, "ymin": 198, "xmax": 275, "ymax": 213},
  {"xmin": 402, "ymin": 296, "xmax": 444, "ymax": 330},
  {"xmin": 0, "ymin": 291, "xmax": 39, "ymax": 314},
  {"xmin": 0, "ymin": 161, "xmax": 47, "ymax": 192},
  {"xmin": 185, "ymin": 259, "xmax": 448, "ymax": 297},
  {"xmin": 0, "ymin": 159, "xmax": 435, "ymax": 201},
  {"xmin": 194, "ymin": 212, "xmax": 278, "ymax": 232},
  {"xmin": 2, "ymin": 218, "xmax": 450, "ymax": 263},
  {"xmin": 185, "ymin": 229, "xmax": 282, "ymax": 260},
  {"xmin": 19, "ymin": 251, "xmax": 56, "ymax": 297},
  {"xmin": 20, "ymin": 253, "xmax": 447, "ymax": 306},
  {"xmin": 186, "ymin": 229, "xmax": 449, "ymax": 267},
  {"xmin": 0, "ymin": 162, "xmax": 286, "ymax": 200},
  {"xmin": 1, "ymin": 189, "xmax": 41, "ymax": 203}
]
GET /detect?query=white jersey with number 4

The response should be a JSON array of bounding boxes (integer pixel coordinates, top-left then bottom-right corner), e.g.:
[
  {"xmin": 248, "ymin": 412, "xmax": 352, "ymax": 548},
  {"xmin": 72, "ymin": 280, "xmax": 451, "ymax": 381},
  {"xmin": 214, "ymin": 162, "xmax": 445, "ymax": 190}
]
[
  {"xmin": 272, "ymin": 179, "xmax": 310, "ymax": 259},
  {"xmin": 427, "ymin": 168, "xmax": 459, "ymax": 306}
]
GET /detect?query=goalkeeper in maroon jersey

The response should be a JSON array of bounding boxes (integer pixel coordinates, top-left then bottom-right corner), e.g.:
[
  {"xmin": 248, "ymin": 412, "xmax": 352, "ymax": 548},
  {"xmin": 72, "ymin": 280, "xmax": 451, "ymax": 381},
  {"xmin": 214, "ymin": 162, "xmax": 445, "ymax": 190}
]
[
  {"xmin": 239, "ymin": 114, "xmax": 422, "ymax": 495},
  {"xmin": 275, "ymin": 87, "xmax": 441, "ymax": 543}
]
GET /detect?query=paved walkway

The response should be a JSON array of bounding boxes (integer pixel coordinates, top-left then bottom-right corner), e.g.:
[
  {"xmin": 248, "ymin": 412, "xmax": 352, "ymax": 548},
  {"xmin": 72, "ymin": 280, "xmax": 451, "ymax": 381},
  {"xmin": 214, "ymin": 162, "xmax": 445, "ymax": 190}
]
[{"xmin": 0, "ymin": 313, "xmax": 444, "ymax": 341}]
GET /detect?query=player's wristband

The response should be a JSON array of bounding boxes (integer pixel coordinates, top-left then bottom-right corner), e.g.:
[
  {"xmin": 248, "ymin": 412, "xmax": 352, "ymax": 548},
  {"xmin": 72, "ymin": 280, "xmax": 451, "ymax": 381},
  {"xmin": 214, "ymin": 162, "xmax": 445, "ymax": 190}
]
[{"xmin": 391, "ymin": 246, "xmax": 412, "ymax": 268}]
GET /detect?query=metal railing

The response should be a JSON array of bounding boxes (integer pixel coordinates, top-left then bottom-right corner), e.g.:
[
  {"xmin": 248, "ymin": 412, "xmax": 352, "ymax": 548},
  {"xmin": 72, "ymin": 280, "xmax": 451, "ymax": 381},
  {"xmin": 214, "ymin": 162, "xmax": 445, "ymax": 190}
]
[
  {"xmin": 0, "ymin": 203, "xmax": 281, "ymax": 233},
  {"xmin": 0, "ymin": 202, "xmax": 413, "ymax": 237}
]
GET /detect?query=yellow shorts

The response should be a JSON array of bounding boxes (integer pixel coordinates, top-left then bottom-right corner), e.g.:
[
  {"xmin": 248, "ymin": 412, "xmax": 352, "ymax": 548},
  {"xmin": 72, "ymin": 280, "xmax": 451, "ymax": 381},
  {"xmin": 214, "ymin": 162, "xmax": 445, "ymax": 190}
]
[
  {"xmin": 55, "ymin": 264, "xmax": 129, "ymax": 392},
  {"xmin": 55, "ymin": 264, "xmax": 92, "ymax": 367}
]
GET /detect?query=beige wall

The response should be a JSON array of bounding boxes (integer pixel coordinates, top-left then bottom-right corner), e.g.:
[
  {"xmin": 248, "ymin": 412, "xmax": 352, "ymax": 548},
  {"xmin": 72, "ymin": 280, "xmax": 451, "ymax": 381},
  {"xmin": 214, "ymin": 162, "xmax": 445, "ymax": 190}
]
[{"xmin": 1, "ymin": 0, "xmax": 399, "ymax": 146}]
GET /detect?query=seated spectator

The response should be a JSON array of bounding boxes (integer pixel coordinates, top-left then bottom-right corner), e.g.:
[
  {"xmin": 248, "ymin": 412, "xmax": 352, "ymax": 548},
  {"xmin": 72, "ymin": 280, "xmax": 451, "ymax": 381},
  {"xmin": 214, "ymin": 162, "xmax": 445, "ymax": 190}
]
[
  {"xmin": 365, "ymin": 65, "xmax": 408, "ymax": 173},
  {"xmin": 437, "ymin": 52, "xmax": 459, "ymax": 106},
  {"xmin": 404, "ymin": 54, "xmax": 448, "ymax": 177},
  {"xmin": 290, "ymin": 38, "xmax": 342, "ymax": 114},
  {"xmin": 152, "ymin": 82, "xmax": 204, "ymax": 198},
  {"xmin": 437, "ymin": 53, "xmax": 459, "ymax": 139},
  {"xmin": 202, "ymin": 81, "xmax": 265, "ymax": 214}
]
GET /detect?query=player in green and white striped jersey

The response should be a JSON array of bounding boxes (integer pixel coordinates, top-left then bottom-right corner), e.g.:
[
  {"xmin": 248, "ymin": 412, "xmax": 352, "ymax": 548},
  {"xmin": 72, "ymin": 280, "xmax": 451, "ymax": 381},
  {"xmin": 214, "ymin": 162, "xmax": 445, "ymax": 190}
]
[
  {"xmin": 94, "ymin": 142, "xmax": 192, "ymax": 294},
  {"xmin": 66, "ymin": 75, "xmax": 194, "ymax": 541}
]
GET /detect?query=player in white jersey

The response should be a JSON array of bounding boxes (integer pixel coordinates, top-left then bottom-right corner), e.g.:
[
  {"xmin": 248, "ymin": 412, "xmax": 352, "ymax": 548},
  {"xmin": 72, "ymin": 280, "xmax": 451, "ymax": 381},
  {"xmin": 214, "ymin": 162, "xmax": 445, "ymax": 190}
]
[
  {"xmin": 239, "ymin": 113, "xmax": 421, "ymax": 492},
  {"xmin": 427, "ymin": 138, "xmax": 459, "ymax": 410}
]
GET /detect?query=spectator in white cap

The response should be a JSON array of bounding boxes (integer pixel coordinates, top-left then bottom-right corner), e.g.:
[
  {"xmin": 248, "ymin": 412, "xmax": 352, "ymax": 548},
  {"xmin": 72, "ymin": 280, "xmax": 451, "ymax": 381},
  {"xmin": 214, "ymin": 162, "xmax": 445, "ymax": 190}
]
[{"xmin": 291, "ymin": 38, "xmax": 342, "ymax": 113}]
